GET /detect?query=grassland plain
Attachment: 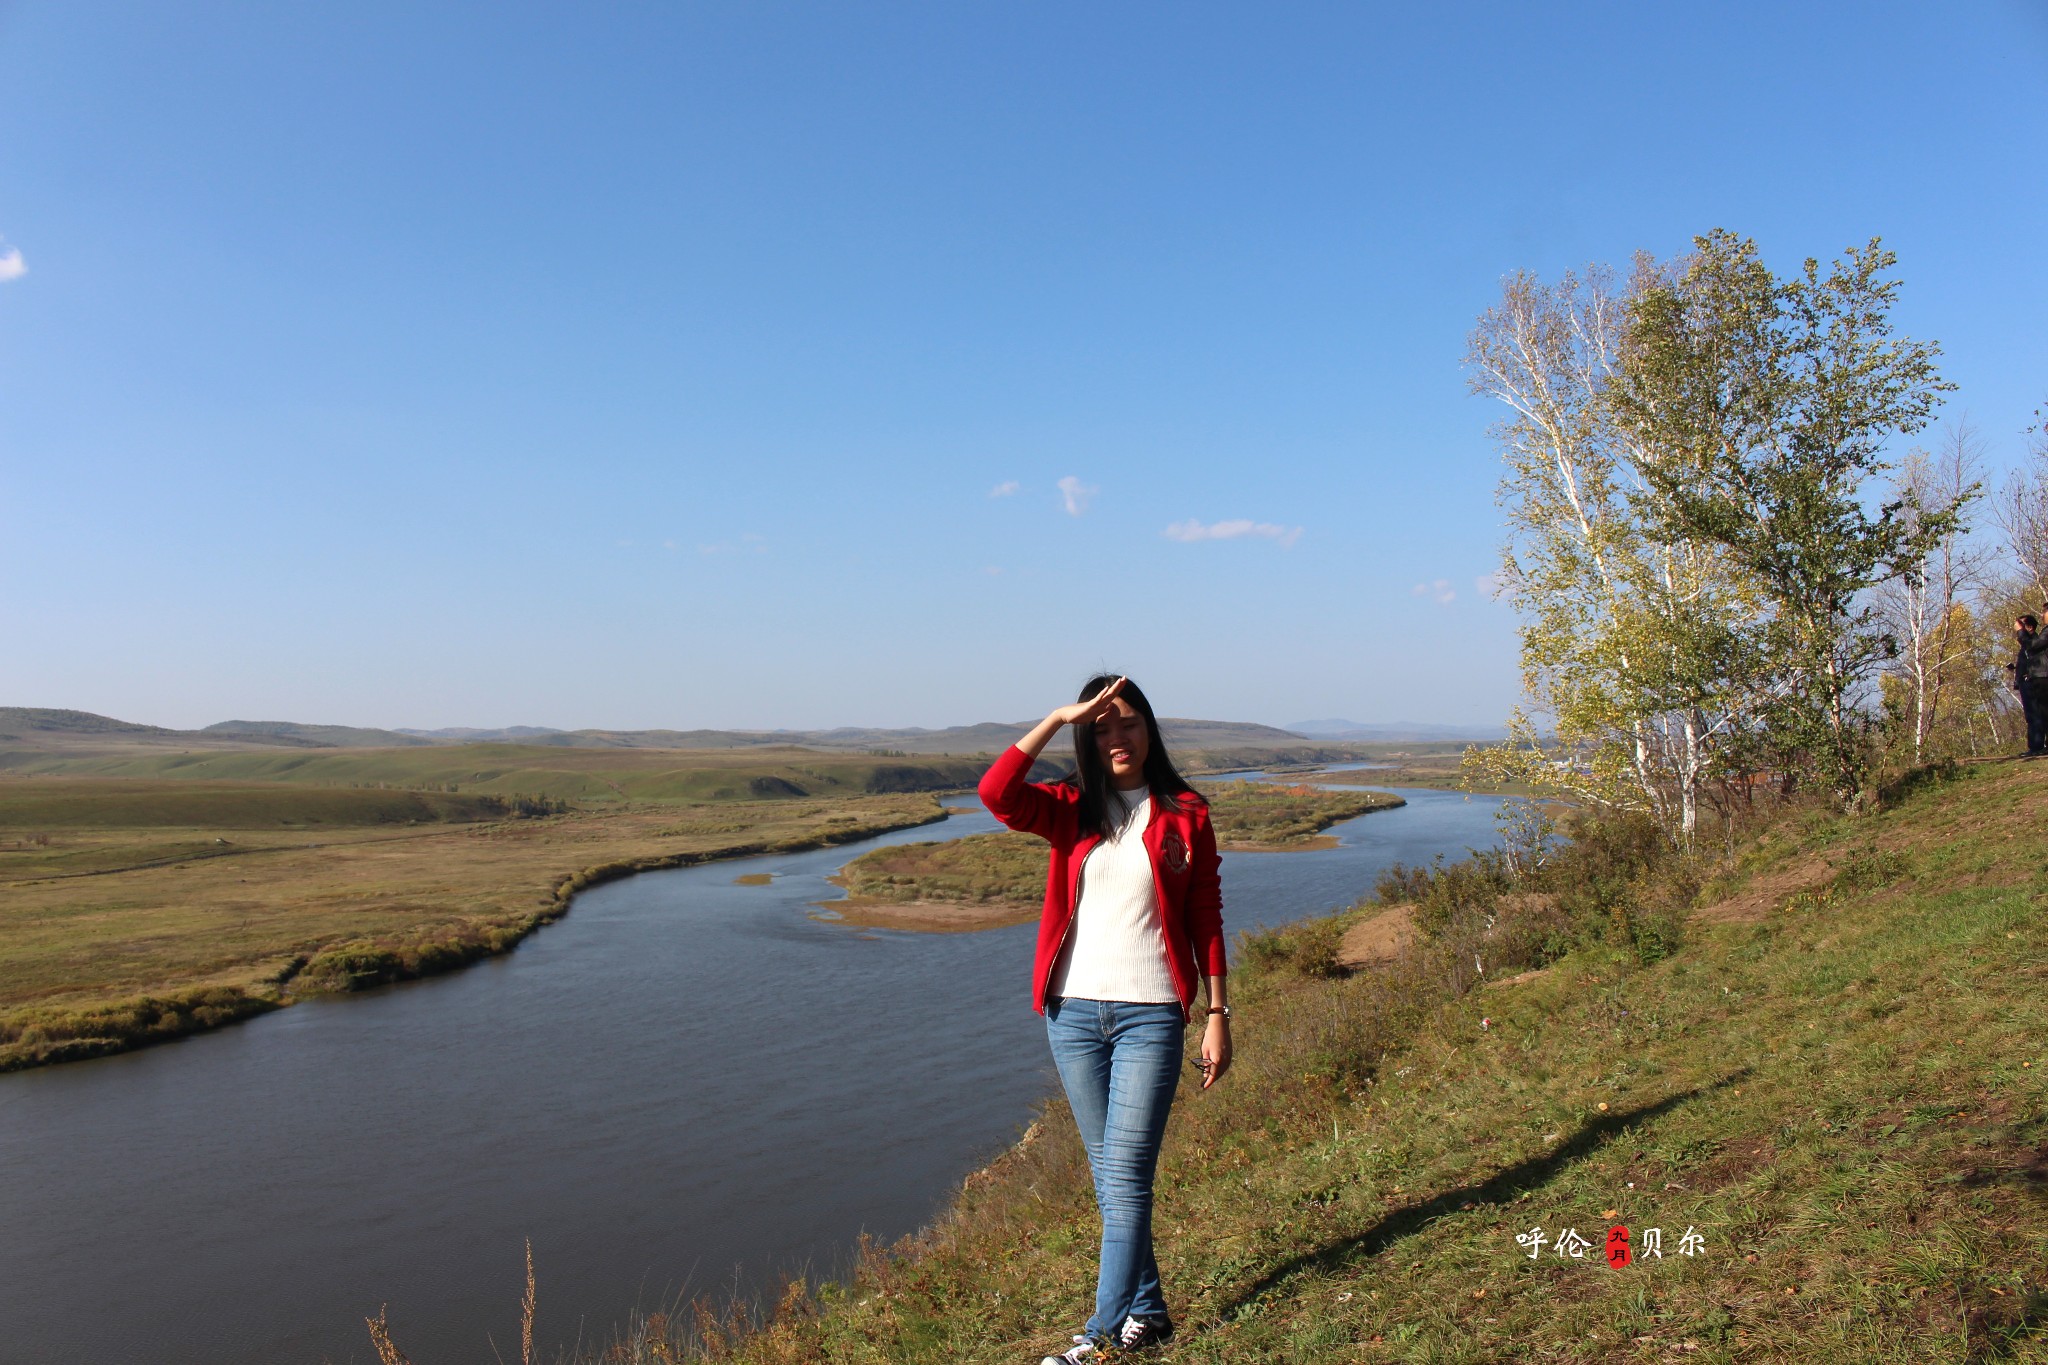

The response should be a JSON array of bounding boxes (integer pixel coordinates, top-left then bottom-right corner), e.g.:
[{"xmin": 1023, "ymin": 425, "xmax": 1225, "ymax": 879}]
[
  {"xmin": 516, "ymin": 757, "xmax": 2048, "ymax": 1365},
  {"xmin": 824, "ymin": 783, "xmax": 1405, "ymax": 931},
  {"xmin": 0, "ymin": 759, "xmax": 968, "ymax": 1071},
  {"xmin": 0, "ymin": 741, "xmax": 991, "ymax": 803}
]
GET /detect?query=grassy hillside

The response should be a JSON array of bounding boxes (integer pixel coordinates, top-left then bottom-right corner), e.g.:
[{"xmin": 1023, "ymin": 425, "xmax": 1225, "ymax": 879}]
[
  {"xmin": 545, "ymin": 757, "xmax": 2048, "ymax": 1364},
  {"xmin": 202, "ymin": 719, "xmax": 437, "ymax": 747},
  {"xmin": 0, "ymin": 707, "xmax": 178, "ymax": 741}
]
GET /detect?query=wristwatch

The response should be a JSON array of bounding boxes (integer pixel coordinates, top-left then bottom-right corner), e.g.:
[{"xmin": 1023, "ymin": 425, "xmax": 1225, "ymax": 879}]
[{"xmin": 1207, "ymin": 1006, "xmax": 1232, "ymax": 1018}]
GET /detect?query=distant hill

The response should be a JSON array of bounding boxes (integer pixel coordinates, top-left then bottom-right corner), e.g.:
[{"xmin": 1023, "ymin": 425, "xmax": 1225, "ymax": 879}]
[
  {"xmin": 202, "ymin": 721, "xmax": 437, "ymax": 748},
  {"xmin": 0, "ymin": 708, "xmax": 1353, "ymax": 761},
  {"xmin": 395, "ymin": 726, "xmax": 566, "ymax": 741},
  {"xmin": 0, "ymin": 707, "xmax": 176, "ymax": 740},
  {"xmin": 1287, "ymin": 718, "xmax": 1504, "ymax": 742},
  {"xmin": 263, "ymin": 718, "xmax": 1322, "ymax": 755}
]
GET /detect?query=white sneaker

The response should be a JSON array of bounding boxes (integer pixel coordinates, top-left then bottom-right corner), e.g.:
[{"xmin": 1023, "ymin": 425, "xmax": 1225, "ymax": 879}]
[
  {"xmin": 1117, "ymin": 1314, "xmax": 1176, "ymax": 1350},
  {"xmin": 1038, "ymin": 1334, "xmax": 1101, "ymax": 1364}
]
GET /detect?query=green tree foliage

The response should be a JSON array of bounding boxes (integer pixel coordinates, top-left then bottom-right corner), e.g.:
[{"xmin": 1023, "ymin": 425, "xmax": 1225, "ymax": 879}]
[
  {"xmin": 1613, "ymin": 231, "xmax": 1957, "ymax": 802},
  {"xmin": 1463, "ymin": 258, "xmax": 1767, "ymax": 840},
  {"xmin": 1470, "ymin": 230, "xmax": 1961, "ymax": 830}
]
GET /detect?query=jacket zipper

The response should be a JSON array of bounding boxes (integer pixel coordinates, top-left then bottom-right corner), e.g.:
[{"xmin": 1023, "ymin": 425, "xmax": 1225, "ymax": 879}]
[{"xmin": 1040, "ymin": 831, "xmax": 1098, "ymax": 1009}]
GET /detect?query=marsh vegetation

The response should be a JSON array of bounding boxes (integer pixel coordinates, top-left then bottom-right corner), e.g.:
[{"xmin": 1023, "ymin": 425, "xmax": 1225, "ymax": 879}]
[
  {"xmin": 0, "ymin": 752, "xmax": 974, "ymax": 1071},
  {"xmin": 831, "ymin": 782, "xmax": 1404, "ymax": 920}
]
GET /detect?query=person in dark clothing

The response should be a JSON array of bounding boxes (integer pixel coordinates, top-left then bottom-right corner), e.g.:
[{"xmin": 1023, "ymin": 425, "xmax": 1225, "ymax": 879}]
[{"xmin": 2015, "ymin": 614, "xmax": 2048, "ymax": 757}]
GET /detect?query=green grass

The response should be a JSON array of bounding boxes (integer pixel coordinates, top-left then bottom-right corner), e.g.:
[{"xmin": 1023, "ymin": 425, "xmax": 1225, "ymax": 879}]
[{"xmin": 538, "ymin": 758, "xmax": 2048, "ymax": 1364}]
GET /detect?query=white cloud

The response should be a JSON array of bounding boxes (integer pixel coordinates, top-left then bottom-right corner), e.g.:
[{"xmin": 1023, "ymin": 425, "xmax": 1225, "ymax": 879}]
[
  {"xmin": 989, "ymin": 480, "xmax": 1021, "ymax": 498},
  {"xmin": 1412, "ymin": 578, "xmax": 1457, "ymax": 605},
  {"xmin": 1475, "ymin": 571, "xmax": 1505, "ymax": 599},
  {"xmin": 698, "ymin": 534, "xmax": 768, "ymax": 556},
  {"xmin": 0, "ymin": 248, "xmax": 23, "ymax": 283},
  {"xmin": 1162, "ymin": 518, "xmax": 1303, "ymax": 549},
  {"xmin": 1057, "ymin": 476, "xmax": 1097, "ymax": 516}
]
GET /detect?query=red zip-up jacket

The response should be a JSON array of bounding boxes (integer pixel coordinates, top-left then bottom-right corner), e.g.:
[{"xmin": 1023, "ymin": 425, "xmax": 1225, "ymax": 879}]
[{"xmin": 978, "ymin": 744, "xmax": 1227, "ymax": 1021}]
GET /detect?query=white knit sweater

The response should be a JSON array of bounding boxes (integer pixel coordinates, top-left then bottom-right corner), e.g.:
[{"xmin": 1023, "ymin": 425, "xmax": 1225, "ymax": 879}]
[{"xmin": 1048, "ymin": 788, "xmax": 1178, "ymax": 1003}]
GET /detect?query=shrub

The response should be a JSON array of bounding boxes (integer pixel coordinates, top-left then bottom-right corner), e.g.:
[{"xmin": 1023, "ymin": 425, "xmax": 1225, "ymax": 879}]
[
  {"xmin": 1236, "ymin": 915, "xmax": 1349, "ymax": 980},
  {"xmin": 1405, "ymin": 852, "xmax": 1514, "ymax": 940},
  {"xmin": 1391, "ymin": 810, "xmax": 1696, "ymax": 967},
  {"xmin": 1374, "ymin": 862, "xmax": 1432, "ymax": 906}
]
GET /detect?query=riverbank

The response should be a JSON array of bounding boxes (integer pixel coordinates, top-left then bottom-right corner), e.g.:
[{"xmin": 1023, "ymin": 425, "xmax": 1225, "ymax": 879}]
[
  {"xmin": 813, "ymin": 897, "xmax": 1042, "ymax": 933},
  {"xmin": 0, "ymin": 788, "xmax": 950, "ymax": 1072},
  {"xmin": 1294, "ymin": 755, "xmax": 1532, "ymax": 795},
  {"xmin": 562, "ymin": 756, "xmax": 2048, "ymax": 1364}
]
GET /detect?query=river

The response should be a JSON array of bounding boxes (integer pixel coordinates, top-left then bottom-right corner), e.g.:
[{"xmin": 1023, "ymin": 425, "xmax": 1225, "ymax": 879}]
[{"xmin": 0, "ymin": 782, "xmax": 1505, "ymax": 1365}]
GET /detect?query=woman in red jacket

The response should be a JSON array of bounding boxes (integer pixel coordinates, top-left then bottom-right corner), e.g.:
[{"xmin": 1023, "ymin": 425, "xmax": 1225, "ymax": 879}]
[{"xmin": 978, "ymin": 675, "xmax": 1230, "ymax": 1364}]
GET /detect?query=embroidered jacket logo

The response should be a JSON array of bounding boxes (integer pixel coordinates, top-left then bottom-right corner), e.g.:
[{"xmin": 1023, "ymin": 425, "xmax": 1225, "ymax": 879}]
[{"xmin": 1160, "ymin": 834, "xmax": 1190, "ymax": 874}]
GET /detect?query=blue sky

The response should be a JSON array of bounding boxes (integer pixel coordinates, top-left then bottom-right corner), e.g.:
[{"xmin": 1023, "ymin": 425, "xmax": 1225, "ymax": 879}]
[{"xmin": 3, "ymin": 2, "xmax": 2044, "ymax": 732}]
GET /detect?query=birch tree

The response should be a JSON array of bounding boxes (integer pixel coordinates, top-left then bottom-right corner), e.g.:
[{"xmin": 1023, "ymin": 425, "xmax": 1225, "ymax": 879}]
[
  {"xmin": 1874, "ymin": 424, "xmax": 1987, "ymax": 764},
  {"xmin": 1992, "ymin": 406, "xmax": 2048, "ymax": 603},
  {"xmin": 1613, "ymin": 231, "xmax": 1956, "ymax": 804},
  {"xmin": 1463, "ymin": 259, "xmax": 1763, "ymax": 841}
]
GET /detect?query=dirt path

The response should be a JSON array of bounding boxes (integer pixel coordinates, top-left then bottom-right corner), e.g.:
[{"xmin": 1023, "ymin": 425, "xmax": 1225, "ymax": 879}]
[{"xmin": 1335, "ymin": 902, "xmax": 1418, "ymax": 968}]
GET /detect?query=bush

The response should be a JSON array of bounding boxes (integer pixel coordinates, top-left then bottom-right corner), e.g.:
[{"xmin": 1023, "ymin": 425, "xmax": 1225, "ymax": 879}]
[
  {"xmin": 1513, "ymin": 811, "xmax": 1693, "ymax": 963},
  {"xmin": 1236, "ymin": 915, "xmax": 1349, "ymax": 980},
  {"xmin": 1387, "ymin": 810, "xmax": 1697, "ymax": 967}
]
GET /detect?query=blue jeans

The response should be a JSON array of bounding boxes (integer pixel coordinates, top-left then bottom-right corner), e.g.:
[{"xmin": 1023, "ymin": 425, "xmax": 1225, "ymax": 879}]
[
  {"xmin": 1044, "ymin": 996, "xmax": 1186, "ymax": 1337},
  {"xmin": 2023, "ymin": 681, "xmax": 2048, "ymax": 754}
]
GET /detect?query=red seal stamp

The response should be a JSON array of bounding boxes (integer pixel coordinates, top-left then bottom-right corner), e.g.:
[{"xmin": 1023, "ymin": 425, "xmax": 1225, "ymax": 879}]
[{"xmin": 1605, "ymin": 1225, "xmax": 1631, "ymax": 1268}]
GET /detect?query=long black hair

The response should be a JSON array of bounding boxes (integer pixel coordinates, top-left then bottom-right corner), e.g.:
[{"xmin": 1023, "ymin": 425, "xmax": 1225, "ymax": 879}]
[{"xmin": 1066, "ymin": 673, "xmax": 1199, "ymax": 839}]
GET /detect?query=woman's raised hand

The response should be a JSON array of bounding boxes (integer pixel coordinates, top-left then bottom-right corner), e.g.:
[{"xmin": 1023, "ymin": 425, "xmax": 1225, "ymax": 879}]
[
  {"xmin": 1013, "ymin": 677, "xmax": 1128, "ymax": 761},
  {"xmin": 1050, "ymin": 676, "xmax": 1126, "ymax": 729}
]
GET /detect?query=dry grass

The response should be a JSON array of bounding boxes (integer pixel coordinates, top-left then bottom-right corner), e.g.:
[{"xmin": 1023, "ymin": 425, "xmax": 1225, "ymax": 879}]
[
  {"xmin": 366, "ymin": 1305, "xmax": 414, "ymax": 1365},
  {"xmin": 523, "ymin": 1239, "xmax": 537, "ymax": 1365}
]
